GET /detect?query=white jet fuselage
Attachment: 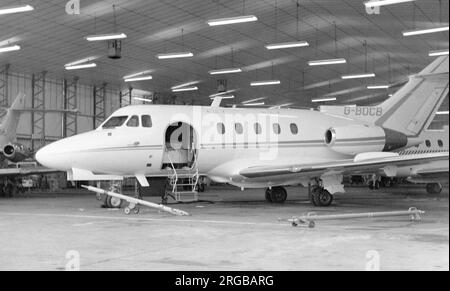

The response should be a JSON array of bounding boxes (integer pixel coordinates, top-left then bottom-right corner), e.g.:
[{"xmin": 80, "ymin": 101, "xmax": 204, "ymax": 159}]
[{"xmin": 36, "ymin": 105, "xmax": 396, "ymax": 187}]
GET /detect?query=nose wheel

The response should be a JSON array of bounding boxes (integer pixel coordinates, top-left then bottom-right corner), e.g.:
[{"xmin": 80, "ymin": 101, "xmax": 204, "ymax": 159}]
[{"xmin": 265, "ymin": 187, "xmax": 287, "ymax": 204}]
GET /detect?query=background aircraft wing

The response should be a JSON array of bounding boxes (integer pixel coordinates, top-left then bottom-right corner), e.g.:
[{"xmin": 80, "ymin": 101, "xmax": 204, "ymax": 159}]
[
  {"xmin": 239, "ymin": 152, "xmax": 449, "ymax": 179},
  {"xmin": 0, "ymin": 167, "xmax": 60, "ymax": 177}
]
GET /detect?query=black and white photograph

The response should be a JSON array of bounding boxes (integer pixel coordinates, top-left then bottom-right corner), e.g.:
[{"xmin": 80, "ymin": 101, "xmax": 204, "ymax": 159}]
[{"xmin": 0, "ymin": 0, "xmax": 448, "ymax": 276}]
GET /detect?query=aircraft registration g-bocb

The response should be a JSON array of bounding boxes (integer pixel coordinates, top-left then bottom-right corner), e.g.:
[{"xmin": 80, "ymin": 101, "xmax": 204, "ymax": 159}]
[{"xmin": 36, "ymin": 56, "xmax": 449, "ymax": 207}]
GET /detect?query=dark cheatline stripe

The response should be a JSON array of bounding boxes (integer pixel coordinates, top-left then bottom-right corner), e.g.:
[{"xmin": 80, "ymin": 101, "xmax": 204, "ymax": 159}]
[{"xmin": 72, "ymin": 145, "xmax": 163, "ymax": 153}]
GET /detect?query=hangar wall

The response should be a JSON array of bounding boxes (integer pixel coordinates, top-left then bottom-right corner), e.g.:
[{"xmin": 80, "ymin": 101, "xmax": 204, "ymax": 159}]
[{"xmin": 1, "ymin": 65, "xmax": 121, "ymax": 150}]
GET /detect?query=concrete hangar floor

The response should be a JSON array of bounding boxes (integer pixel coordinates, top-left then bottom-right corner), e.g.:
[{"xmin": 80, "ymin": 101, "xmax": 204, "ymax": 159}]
[{"xmin": 0, "ymin": 184, "xmax": 448, "ymax": 271}]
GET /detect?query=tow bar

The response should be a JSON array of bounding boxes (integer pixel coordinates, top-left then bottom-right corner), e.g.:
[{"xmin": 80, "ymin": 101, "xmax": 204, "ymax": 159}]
[
  {"xmin": 82, "ymin": 185, "xmax": 190, "ymax": 216},
  {"xmin": 282, "ymin": 207, "xmax": 425, "ymax": 228}
]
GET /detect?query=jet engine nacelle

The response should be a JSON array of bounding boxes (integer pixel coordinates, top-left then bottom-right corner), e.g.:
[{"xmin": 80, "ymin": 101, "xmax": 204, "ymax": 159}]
[
  {"xmin": 324, "ymin": 125, "xmax": 408, "ymax": 155},
  {"xmin": 2, "ymin": 143, "xmax": 32, "ymax": 163}
]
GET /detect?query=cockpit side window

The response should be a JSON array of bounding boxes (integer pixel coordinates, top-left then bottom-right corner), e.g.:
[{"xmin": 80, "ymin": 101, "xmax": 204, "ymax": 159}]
[
  {"xmin": 102, "ymin": 116, "xmax": 128, "ymax": 129},
  {"xmin": 142, "ymin": 115, "xmax": 152, "ymax": 128},
  {"xmin": 126, "ymin": 115, "xmax": 139, "ymax": 127}
]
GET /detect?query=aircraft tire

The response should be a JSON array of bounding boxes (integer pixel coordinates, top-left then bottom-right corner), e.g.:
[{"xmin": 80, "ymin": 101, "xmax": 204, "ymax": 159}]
[
  {"xmin": 105, "ymin": 195, "xmax": 122, "ymax": 208},
  {"xmin": 312, "ymin": 189, "xmax": 333, "ymax": 207},
  {"xmin": 310, "ymin": 187, "xmax": 321, "ymax": 206},
  {"xmin": 426, "ymin": 183, "xmax": 443, "ymax": 195},
  {"xmin": 197, "ymin": 183, "xmax": 205, "ymax": 193},
  {"xmin": 269, "ymin": 187, "xmax": 287, "ymax": 204}
]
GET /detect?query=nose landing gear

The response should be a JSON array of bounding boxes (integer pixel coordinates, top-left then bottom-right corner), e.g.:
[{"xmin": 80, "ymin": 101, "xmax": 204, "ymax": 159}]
[{"xmin": 265, "ymin": 186, "xmax": 287, "ymax": 204}]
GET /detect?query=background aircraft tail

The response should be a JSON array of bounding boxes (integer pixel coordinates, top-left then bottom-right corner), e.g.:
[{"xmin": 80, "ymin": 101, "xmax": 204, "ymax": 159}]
[
  {"xmin": 0, "ymin": 93, "xmax": 27, "ymax": 144},
  {"xmin": 375, "ymin": 56, "xmax": 449, "ymax": 137}
]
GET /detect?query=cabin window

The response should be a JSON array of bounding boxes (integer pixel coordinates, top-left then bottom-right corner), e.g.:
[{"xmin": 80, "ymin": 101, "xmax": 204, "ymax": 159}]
[
  {"xmin": 217, "ymin": 123, "xmax": 225, "ymax": 135},
  {"xmin": 126, "ymin": 115, "xmax": 139, "ymax": 127},
  {"xmin": 102, "ymin": 116, "xmax": 128, "ymax": 129},
  {"xmin": 235, "ymin": 123, "xmax": 243, "ymax": 135},
  {"xmin": 290, "ymin": 123, "xmax": 299, "ymax": 135},
  {"xmin": 273, "ymin": 123, "xmax": 281, "ymax": 135},
  {"xmin": 141, "ymin": 115, "xmax": 152, "ymax": 128},
  {"xmin": 254, "ymin": 123, "xmax": 262, "ymax": 135},
  {"xmin": 438, "ymin": 140, "xmax": 444, "ymax": 148},
  {"xmin": 425, "ymin": 140, "xmax": 431, "ymax": 148}
]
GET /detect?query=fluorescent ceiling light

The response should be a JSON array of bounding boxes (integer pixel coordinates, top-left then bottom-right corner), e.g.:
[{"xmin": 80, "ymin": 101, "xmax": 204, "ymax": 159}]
[
  {"xmin": 0, "ymin": 45, "xmax": 21, "ymax": 53},
  {"xmin": 311, "ymin": 97, "xmax": 337, "ymax": 103},
  {"xmin": 250, "ymin": 80, "xmax": 281, "ymax": 86},
  {"xmin": 65, "ymin": 63, "xmax": 97, "ymax": 70},
  {"xmin": 367, "ymin": 85, "xmax": 390, "ymax": 89},
  {"xmin": 242, "ymin": 97, "xmax": 267, "ymax": 104},
  {"xmin": 86, "ymin": 33, "xmax": 127, "ymax": 41},
  {"xmin": 172, "ymin": 86, "xmax": 198, "ymax": 92},
  {"xmin": 243, "ymin": 102, "xmax": 265, "ymax": 106},
  {"xmin": 364, "ymin": 0, "xmax": 415, "ymax": 8},
  {"xmin": 209, "ymin": 90, "xmax": 237, "ymax": 98},
  {"xmin": 341, "ymin": 73, "xmax": 376, "ymax": 79},
  {"xmin": 429, "ymin": 49, "xmax": 449, "ymax": 57},
  {"xmin": 308, "ymin": 58, "xmax": 347, "ymax": 66},
  {"xmin": 157, "ymin": 52, "xmax": 193, "ymax": 59},
  {"xmin": 403, "ymin": 26, "xmax": 449, "ymax": 37},
  {"xmin": 436, "ymin": 111, "xmax": 449, "ymax": 115},
  {"xmin": 171, "ymin": 81, "xmax": 200, "ymax": 90},
  {"xmin": 207, "ymin": 15, "xmax": 258, "ymax": 26},
  {"xmin": 0, "ymin": 4, "xmax": 34, "ymax": 15},
  {"xmin": 134, "ymin": 97, "xmax": 153, "ymax": 103},
  {"xmin": 209, "ymin": 68, "xmax": 242, "ymax": 75},
  {"xmin": 265, "ymin": 41, "xmax": 309, "ymax": 50},
  {"xmin": 65, "ymin": 56, "xmax": 99, "ymax": 67},
  {"xmin": 123, "ymin": 70, "xmax": 153, "ymax": 79},
  {"xmin": 124, "ymin": 76, "xmax": 153, "ymax": 82}
]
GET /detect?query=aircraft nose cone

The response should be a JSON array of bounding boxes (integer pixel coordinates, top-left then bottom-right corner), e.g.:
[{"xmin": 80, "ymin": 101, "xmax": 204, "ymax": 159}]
[
  {"xmin": 36, "ymin": 141, "xmax": 71, "ymax": 171},
  {"xmin": 35, "ymin": 145, "xmax": 51, "ymax": 168}
]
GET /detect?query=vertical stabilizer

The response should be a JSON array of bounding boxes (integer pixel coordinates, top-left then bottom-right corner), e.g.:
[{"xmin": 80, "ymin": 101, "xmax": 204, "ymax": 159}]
[
  {"xmin": 0, "ymin": 93, "xmax": 26, "ymax": 145},
  {"xmin": 375, "ymin": 56, "xmax": 449, "ymax": 137}
]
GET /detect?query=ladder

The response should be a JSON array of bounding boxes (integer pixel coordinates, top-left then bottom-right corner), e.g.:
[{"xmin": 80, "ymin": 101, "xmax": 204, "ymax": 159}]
[{"xmin": 166, "ymin": 154, "xmax": 199, "ymax": 202}]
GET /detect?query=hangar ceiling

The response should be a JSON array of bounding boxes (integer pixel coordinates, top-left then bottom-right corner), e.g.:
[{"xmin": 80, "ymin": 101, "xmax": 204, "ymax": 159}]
[{"xmin": 0, "ymin": 0, "xmax": 448, "ymax": 108}]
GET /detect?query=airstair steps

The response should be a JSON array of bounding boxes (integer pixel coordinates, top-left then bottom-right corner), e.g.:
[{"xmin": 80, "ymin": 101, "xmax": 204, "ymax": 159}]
[{"xmin": 165, "ymin": 155, "xmax": 199, "ymax": 203}]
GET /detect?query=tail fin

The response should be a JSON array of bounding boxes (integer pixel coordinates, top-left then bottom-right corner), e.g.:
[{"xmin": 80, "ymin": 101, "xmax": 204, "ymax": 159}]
[
  {"xmin": 0, "ymin": 93, "xmax": 26, "ymax": 143},
  {"xmin": 375, "ymin": 56, "xmax": 449, "ymax": 137}
]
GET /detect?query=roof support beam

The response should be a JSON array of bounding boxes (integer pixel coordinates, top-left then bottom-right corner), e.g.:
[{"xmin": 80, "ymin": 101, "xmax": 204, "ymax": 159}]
[
  {"xmin": 93, "ymin": 82, "xmax": 107, "ymax": 129},
  {"xmin": 31, "ymin": 71, "xmax": 47, "ymax": 151},
  {"xmin": 63, "ymin": 77, "xmax": 79, "ymax": 138},
  {"xmin": 0, "ymin": 64, "xmax": 10, "ymax": 107},
  {"xmin": 119, "ymin": 86, "xmax": 133, "ymax": 108}
]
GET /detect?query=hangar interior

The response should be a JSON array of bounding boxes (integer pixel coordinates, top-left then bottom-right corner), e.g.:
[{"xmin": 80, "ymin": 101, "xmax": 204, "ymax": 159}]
[{"xmin": 0, "ymin": 0, "xmax": 448, "ymax": 271}]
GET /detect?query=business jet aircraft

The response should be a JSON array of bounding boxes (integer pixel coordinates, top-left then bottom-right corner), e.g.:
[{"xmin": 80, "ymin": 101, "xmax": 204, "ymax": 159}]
[{"xmin": 36, "ymin": 56, "xmax": 449, "ymax": 207}]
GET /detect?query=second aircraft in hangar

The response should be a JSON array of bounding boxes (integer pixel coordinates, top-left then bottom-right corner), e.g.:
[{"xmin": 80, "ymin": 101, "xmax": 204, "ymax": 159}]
[{"xmin": 36, "ymin": 56, "xmax": 449, "ymax": 207}]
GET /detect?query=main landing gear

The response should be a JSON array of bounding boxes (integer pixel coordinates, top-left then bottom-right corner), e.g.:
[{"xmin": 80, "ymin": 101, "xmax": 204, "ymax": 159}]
[
  {"xmin": 426, "ymin": 183, "xmax": 443, "ymax": 195},
  {"xmin": 309, "ymin": 185, "xmax": 333, "ymax": 207},
  {"xmin": 265, "ymin": 187, "xmax": 287, "ymax": 204}
]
